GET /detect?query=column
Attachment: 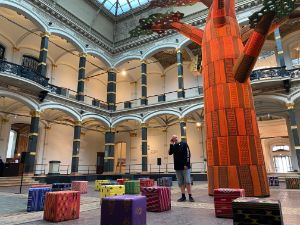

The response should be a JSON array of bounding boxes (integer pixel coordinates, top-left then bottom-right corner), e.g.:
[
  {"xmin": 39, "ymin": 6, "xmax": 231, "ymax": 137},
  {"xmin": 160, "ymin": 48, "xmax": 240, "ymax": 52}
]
[
  {"xmin": 176, "ymin": 49, "xmax": 185, "ymax": 98},
  {"xmin": 107, "ymin": 69, "xmax": 117, "ymax": 111},
  {"xmin": 287, "ymin": 102, "xmax": 300, "ymax": 169},
  {"xmin": 71, "ymin": 121, "xmax": 81, "ymax": 174},
  {"xmin": 274, "ymin": 28, "xmax": 286, "ymax": 67},
  {"xmin": 286, "ymin": 118, "xmax": 299, "ymax": 171},
  {"xmin": 25, "ymin": 111, "xmax": 40, "ymax": 173},
  {"xmin": 104, "ymin": 129, "xmax": 115, "ymax": 172},
  {"xmin": 179, "ymin": 118, "xmax": 187, "ymax": 142},
  {"xmin": 141, "ymin": 60, "xmax": 148, "ymax": 105},
  {"xmin": 37, "ymin": 32, "xmax": 50, "ymax": 77},
  {"xmin": 76, "ymin": 53, "xmax": 87, "ymax": 101},
  {"xmin": 141, "ymin": 123, "xmax": 148, "ymax": 172}
]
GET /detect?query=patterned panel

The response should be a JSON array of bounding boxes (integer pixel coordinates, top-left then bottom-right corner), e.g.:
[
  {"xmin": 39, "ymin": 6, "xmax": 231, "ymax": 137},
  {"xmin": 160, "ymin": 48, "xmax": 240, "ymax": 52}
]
[
  {"xmin": 141, "ymin": 187, "xmax": 171, "ymax": 212},
  {"xmin": 27, "ymin": 187, "xmax": 51, "ymax": 212},
  {"xmin": 72, "ymin": 181, "xmax": 88, "ymax": 194}
]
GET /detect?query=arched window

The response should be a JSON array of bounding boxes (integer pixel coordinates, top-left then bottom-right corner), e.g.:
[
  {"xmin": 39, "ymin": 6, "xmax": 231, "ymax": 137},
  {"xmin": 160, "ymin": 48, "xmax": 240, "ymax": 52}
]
[
  {"xmin": 22, "ymin": 55, "xmax": 39, "ymax": 72},
  {"xmin": 0, "ymin": 44, "xmax": 5, "ymax": 60},
  {"xmin": 272, "ymin": 145, "xmax": 290, "ymax": 152}
]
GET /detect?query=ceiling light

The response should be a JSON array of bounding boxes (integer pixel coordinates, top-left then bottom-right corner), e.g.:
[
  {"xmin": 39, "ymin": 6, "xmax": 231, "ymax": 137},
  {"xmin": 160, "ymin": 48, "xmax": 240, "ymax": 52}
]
[
  {"xmin": 196, "ymin": 122, "xmax": 202, "ymax": 127},
  {"xmin": 121, "ymin": 70, "xmax": 127, "ymax": 76}
]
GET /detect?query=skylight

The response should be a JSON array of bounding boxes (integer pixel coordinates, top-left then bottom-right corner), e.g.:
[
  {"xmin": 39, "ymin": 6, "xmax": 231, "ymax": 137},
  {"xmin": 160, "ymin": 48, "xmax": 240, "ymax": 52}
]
[{"xmin": 97, "ymin": 0, "xmax": 150, "ymax": 16}]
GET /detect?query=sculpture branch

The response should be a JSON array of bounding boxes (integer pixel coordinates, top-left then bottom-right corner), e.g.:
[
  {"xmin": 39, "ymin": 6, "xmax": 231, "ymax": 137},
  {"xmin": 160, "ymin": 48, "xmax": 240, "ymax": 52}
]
[{"xmin": 170, "ymin": 22, "xmax": 204, "ymax": 46}]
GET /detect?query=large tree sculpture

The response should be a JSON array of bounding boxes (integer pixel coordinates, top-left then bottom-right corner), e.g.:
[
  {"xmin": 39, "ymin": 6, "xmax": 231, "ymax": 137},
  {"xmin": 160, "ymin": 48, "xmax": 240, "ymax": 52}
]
[{"xmin": 130, "ymin": 0, "xmax": 300, "ymax": 197}]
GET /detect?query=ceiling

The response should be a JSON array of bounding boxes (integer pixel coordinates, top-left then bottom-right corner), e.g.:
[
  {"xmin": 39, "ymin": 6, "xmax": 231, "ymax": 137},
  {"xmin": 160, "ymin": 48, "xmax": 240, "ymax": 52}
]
[{"xmin": 96, "ymin": 0, "xmax": 150, "ymax": 16}]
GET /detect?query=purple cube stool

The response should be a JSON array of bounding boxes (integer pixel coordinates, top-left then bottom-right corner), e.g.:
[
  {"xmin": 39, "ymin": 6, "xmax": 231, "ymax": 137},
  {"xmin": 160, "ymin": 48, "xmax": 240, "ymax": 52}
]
[{"xmin": 101, "ymin": 195, "xmax": 146, "ymax": 225}]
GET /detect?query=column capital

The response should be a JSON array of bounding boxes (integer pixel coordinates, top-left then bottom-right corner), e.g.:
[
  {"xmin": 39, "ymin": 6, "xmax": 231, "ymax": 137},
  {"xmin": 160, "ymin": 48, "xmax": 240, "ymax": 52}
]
[
  {"xmin": 79, "ymin": 52, "xmax": 88, "ymax": 58},
  {"xmin": 176, "ymin": 48, "xmax": 182, "ymax": 53},
  {"xmin": 40, "ymin": 32, "xmax": 51, "ymax": 38},
  {"xmin": 178, "ymin": 117, "xmax": 187, "ymax": 123},
  {"xmin": 108, "ymin": 68, "xmax": 117, "ymax": 73},
  {"xmin": 140, "ymin": 59, "xmax": 147, "ymax": 64},
  {"xmin": 74, "ymin": 120, "xmax": 82, "ymax": 126},
  {"xmin": 287, "ymin": 102, "xmax": 295, "ymax": 110},
  {"xmin": 2, "ymin": 118, "xmax": 9, "ymax": 123},
  {"xmin": 141, "ymin": 123, "xmax": 148, "ymax": 128},
  {"xmin": 30, "ymin": 110, "xmax": 41, "ymax": 118},
  {"xmin": 106, "ymin": 128, "xmax": 116, "ymax": 133}
]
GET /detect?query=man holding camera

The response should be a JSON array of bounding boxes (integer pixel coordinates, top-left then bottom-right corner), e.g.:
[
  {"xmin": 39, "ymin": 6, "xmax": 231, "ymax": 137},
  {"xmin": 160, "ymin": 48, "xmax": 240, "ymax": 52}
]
[{"xmin": 169, "ymin": 135, "xmax": 194, "ymax": 202}]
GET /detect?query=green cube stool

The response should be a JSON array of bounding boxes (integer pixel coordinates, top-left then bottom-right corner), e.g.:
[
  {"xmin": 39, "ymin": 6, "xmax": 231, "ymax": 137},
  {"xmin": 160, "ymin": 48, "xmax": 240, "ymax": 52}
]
[{"xmin": 125, "ymin": 180, "xmax": 140, "ymax": 194}]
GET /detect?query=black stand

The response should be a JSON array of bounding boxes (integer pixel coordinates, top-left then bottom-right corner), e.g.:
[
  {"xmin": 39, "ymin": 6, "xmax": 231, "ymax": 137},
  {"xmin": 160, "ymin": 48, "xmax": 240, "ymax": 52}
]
[{"xmin": 18, "ymin": 163, "xmax": 25, "ymax": 194}]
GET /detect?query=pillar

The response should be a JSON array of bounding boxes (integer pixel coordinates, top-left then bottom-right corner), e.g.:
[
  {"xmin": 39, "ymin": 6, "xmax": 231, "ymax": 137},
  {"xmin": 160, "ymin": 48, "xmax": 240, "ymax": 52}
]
[
  {"xmin": 104, "ymin": 130, "xmax": 115, "ymax": 172},
  {"xmin": 76, "ymin": 53, "xmax": 87, "ymax": 101},
  {"xmin": 37, "ymin": 32, "xmax": 50, "ymax": 77},
  {"xmin": 287, "ymin": 102, "xmax": 300, "ymax": 170},
  {"xmin": 176, "ymin": 49, "xmax": 185, "ymax": 98},
  {"xmin": 286, "ymin": 118, "xmax": 299, "ymax": 171},
  {"xmin": 107, "ymin": 69, "xmax": 116, "ymax": 111},
  {"xmin": 71, "ymin": 121, "xmax": 81, "ymax": 174},
  {"xmin": 141, "ymin": 123, "xmax": 148, "ymax": 172},
  {"xmin": 25, "ymin": 111, "xmax": 40, "ymax": 173},
  {"xmin": 274, "ymin": 28, "xmax": 286, "ymax": 67},
  {"xmin": 141, "ymin": 60, "xmax": 148, "ymax": 105},
  {"xmin": 179, "ymin": 118, "xmax": 187, "ymax": 142}
]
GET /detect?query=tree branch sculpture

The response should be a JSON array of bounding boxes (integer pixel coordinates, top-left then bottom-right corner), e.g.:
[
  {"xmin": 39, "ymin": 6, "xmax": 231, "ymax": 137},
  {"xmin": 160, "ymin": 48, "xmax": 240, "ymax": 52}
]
[{"xmin": 130, "ymin": 0, "xmax": 300, "ymax": 197}]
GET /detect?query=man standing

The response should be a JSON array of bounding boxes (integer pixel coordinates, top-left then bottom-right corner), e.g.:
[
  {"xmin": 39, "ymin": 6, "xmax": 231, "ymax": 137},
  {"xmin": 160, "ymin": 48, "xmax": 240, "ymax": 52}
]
[{"xmin": 169, "ymin": 135, "xmax": 194, "ymax": 202}]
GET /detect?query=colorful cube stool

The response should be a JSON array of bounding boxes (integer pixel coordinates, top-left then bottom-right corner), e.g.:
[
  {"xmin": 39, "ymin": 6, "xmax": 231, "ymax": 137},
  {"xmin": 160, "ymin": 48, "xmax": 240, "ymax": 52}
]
[
  {"xmin": 100, "ymin": 185, "xmax": 125, "ymax": 198},
  {"xmin": 95, "ymin": 180, "xmax": 110, "ymax": 191},
  {"xmin": 268, "ymin": 176, "xmax": 280, "ymax": 187},
  {"xmin": 214, "ymin": 188, "xmax": 245, "ymax": 218},
  {"xmin": 140, "ymin": 178, "xmax": 155, "ymax": 191},
  {"xmin": 72, "ymin": 181, "xmax": 88, "ymax": 194},
  {"xmin": 31, "ymin": 185, "xmax": 52, "ymax": 188},
  {"xmin": 157, "ymin": 177, "xmax": 172, "ymax": 187},
  {"xmin": 117, "ymin": 178, "xmax": 128, "ymax": 185},
  {"xmin": 141, "ymin": 186, "xmax": 171, "ymax": 212},
  {"xmin": 27, "ymin": 187, "xmax": 51, "ymax": 212},
  {"xmin": 52, "ymin": 183, "xmax": 71, "ymax": 191},
  {"xmin": 285, "ymin": 177, "xmax": 300, "ymax": 189},
  {"xmin": 101, "ymin": 195, "xmax": 146, "ymax": 225},
  {"xmin": 232, "ymin": 198, "xmax": 284, "ymax": 225},
  {"xmin": 44, "ymin": 191, "xmax": 80, "ymax": 222},
  {"xmin": 125, "ymin": 180, "xmax": 140, "ymax": 194}
]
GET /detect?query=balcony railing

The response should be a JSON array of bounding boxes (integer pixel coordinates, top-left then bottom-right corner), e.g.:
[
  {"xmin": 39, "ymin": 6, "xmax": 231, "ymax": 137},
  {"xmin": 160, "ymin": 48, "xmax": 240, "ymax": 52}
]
[
  {"xmin": 250, "ymin": 66, "xmax": 300, "ymax": 81},
  {"xmin": 0, "ymin": 59, "xmax": 49, "ymax": 87},
  {"xmin": 2, "ymin": 59, "xmax": 300, "ymax": 111}
]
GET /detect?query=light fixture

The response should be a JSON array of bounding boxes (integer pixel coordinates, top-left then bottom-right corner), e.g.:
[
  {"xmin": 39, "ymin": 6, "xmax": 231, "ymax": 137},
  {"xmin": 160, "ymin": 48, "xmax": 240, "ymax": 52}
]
[
  {"xmin": 196, "ymin": 122, "xmax": 202, "ymax": 127},
  {"xmin": 17, "ymin": 153, "xmax": 21, "ymax": 157},
  {"xmin": 121, "ymin": 70, "xmax": 127, "ymax": 76}
]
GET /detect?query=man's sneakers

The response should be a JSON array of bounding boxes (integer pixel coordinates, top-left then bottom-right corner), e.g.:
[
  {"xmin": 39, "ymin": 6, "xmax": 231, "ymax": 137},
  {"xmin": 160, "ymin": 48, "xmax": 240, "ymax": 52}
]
[
  {"xmin": 189, "ymin": 195, "xmax": 195, "ymax": 202},
  {"xmin": 177, "ymin": 194, "xmax": 195, "ymax": 202},
  {"xmin": 177, "ymin": 196, "xmax": 186, "ymax": 202}
]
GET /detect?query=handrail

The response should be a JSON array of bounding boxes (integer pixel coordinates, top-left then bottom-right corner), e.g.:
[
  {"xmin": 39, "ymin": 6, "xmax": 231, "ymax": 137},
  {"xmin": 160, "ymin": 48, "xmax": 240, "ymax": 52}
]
[{"xmin": 78, "ymin": 165, "xmax": 97, "ymax": 175}]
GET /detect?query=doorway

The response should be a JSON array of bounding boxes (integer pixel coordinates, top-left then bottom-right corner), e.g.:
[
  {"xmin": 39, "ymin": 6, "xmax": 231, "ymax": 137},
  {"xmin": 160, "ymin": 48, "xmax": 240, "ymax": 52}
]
[
  {"xmin": 96, "ymin": 152, "xmax": 104, "ymax": 174},
  {"xmin": 273, "ymin": 156, "xmax": 293, "ymax": 172},
  {"xmin": 115, "ymin": 142, "xmax": 126, "ymax": 174}
]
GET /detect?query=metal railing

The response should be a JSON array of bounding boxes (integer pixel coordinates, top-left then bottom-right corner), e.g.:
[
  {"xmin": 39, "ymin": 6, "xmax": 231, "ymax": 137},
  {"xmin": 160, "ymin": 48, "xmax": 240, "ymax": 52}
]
[
  {"xmin": 250, "ymin": 66, "xmax": 300, "ymax": 81},
  {"xmin": 126, "ymin": 161, "xmax": 207, "ymax": 174},
  {"xmin": 78, "ymin": 165, "xmax": 97, "ymax": 174},
  {"xmin": 0, "ymin": 59, "xmax": 49, "ymax": 86}
]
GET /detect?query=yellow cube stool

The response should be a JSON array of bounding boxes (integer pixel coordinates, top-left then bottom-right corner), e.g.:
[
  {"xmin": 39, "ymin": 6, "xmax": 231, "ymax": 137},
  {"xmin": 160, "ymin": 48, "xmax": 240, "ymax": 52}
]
[
  {"xmin": 95, "ymin": 180, "xmax": 110, "ymax": 191},
  {"xmin": 100, "ymin": 185, "xmax": 125, "ymax": 199}
]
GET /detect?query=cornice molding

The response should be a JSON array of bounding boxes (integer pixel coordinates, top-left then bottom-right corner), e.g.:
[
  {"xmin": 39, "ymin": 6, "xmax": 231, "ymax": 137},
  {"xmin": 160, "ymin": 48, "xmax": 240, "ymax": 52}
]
[{"xmin": 25, "ymin": 0, "xmax": 263, "ymax": 56}]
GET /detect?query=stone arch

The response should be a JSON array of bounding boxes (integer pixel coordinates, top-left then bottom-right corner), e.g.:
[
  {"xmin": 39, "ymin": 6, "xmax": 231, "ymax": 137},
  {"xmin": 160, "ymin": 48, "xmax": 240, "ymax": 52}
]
[
  {"xmin": 0, "ymin": 1, "xmax": 48, "ymax": 32},
  {"xmin": 113, "ymin": 55, "xmax": 142, "ymax": 68},
  {"xmin": 86, "ymin": 49, "xmax": 113, "ymax": 68},
  {"xmin": 40, "ymin": 102, "xmax": 81, "ymax": 121},
  {"xmin": 81, "ymin": 113, "xmax": 110, "ymax": 128},
  {"xmin": 142, "ymin": 44, "xmax": 177, "ymax": 60},
  {"xmin": 143, "ymin": 109, "xmax": 181, "ymax": 123},
  {"xmin": 0, "ymin": 89, "xmax": 39, "ymax": 110},
  {"xmin": 112, "ymin": 115, "xmax": 143, "ymax": 128},
  {"xmin": 181, "ymin": 104, "xmax": 204, "ymax": 118}
]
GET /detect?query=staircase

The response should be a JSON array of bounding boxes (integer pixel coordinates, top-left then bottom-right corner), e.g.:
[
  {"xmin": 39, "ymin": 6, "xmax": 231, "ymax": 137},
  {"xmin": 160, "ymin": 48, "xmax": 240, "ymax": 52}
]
[{"xmin": 0, "ymin": 176, "xmax": 41, "ymax": 187}]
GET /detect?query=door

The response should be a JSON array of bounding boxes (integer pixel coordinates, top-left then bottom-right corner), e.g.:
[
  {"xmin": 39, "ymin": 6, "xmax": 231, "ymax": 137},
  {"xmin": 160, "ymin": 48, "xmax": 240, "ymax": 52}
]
[
  {"xmin": 96, "ymin": 152, "xmax": 104, "ymax": 174},
  {"xmin": 115, "ymin": 142, "xmax": 126, "ymax": 174}
]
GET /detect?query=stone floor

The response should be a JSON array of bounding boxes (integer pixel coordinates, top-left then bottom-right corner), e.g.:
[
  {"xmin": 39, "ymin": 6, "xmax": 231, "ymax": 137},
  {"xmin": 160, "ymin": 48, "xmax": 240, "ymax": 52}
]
[{"xmin": 0, "ymin": 181, "xmax": 299, "ymax": 225}]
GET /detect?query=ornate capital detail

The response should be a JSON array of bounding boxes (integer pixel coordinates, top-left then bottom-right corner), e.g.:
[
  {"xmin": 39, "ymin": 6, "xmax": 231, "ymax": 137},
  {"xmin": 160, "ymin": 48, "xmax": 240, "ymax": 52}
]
[
  {"xmin": 287, "ymin": 102, "xmax": 295, "ymax": 110},
  {"xmin": 106, "ymin": 127, "xmax": 116, "ymax": 133},
  {"xmin": 178, "ymin": 117, "xmax": 187, "ymax": 123},
  {"xmin": 79, "ymin": 52, "xmax": 88, "ymax": 58},
  {"xmin": 108, "ymin": 68, "xmax": 117, "ymax": 73},
  {"xmin": 74, "ymin": 120, "xmax": 82, "ymax": 126},
  {"xmin": 40, "ymin": 32, "xmax": 51, "ymax": 38},
  {"xmin": 176, "ymin": 48, "xmax": 181, "ymax": 53},
  {"xmin": 30, "ymin": 110, "xmax": 41, "ymax": 118},
  {"xmin": 140, "ymin": 59, "xmax": 147, "ymax": 64},
  {"xmin": 141, "ymin": 122, "xmax": 148, "ymax": 128}
]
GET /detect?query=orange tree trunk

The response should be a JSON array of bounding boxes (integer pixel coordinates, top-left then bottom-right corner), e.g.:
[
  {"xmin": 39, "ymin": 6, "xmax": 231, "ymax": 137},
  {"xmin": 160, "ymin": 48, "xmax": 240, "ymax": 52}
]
[{"xmin": 202, "ymin": 13, "xmax": 269, "ymax": 196}]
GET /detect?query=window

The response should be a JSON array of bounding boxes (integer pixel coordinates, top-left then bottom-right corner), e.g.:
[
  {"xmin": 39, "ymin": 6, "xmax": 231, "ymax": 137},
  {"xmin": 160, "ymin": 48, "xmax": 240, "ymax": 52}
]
[
  {"xmin": 22, "ymin": 55, "xmax": 39, "ymax": 72},
  {"xmin": 0, "ymin": 44, "xmax": 5, "ymax": 60},
  {"xmin": 272, "ymin": 145, "xmax": 290, "ymax": 152},
  {"xmin": 273, "ymin": 156, "xmax": 293, "ymax": 172},
  {"xmin": 6, "ymin": 130, "xmax": 17, "ymax": 159}
]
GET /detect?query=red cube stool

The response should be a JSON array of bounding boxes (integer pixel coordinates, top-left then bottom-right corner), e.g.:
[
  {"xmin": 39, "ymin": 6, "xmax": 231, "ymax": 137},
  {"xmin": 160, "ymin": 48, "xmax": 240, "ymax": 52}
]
[
  {"xmin": 141, "ymin": 186, "xmax": 171, "ymax": 212},
  {"xmin": 140, "ymin": 179, "xmax": 155, "ymax": 191},
  {"xmin": 72, "ymin": 181, "xmax": 88, "ymax": 194},
  {"xmin": 44, "ymin": 191, "xmax": 80, "ymax": 222},
  {"xmin": 214, "ymin": 188, "xmax": 245, "ymax": 218}
]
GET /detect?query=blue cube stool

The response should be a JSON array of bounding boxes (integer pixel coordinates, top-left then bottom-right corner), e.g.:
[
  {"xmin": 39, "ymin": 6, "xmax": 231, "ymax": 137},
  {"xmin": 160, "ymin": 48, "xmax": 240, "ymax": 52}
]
[{"xmin": 27, "ymin": 187, "xmax": 51, "ymax": 212}]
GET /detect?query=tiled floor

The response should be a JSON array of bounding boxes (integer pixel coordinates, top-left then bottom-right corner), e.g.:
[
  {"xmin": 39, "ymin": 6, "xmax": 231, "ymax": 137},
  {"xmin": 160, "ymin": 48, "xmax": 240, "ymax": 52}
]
[{"xmin": 0, "ymin": 182, "xmax": 299, "ymax": 225}]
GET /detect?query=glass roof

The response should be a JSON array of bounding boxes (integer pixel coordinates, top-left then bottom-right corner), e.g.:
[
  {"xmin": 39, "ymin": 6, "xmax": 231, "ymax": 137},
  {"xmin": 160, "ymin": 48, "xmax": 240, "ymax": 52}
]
[{"xmin": 97, "ymin": 0, "xmax": 150, "ymax": 16}]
